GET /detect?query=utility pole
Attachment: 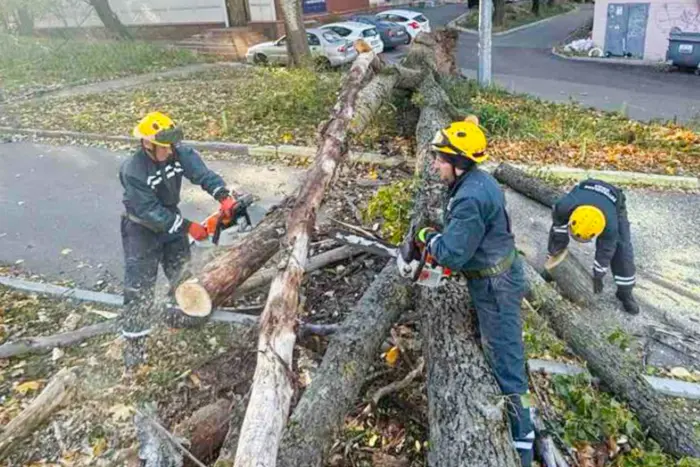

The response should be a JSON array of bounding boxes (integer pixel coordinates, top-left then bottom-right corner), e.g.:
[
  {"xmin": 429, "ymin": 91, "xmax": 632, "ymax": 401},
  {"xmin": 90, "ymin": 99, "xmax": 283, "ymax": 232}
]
[{"xmin": 478, "ymin": 0, "xmax": 493, "ymax": 86}]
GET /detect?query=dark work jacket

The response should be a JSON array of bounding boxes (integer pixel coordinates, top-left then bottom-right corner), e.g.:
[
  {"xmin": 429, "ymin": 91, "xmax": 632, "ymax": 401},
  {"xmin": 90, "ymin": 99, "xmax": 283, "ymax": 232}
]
[
  {"xmin": 119, "ymin": 144, "xmax": 227, "ymax": 235},
  {"xmin": 426, "ymin": 168, "xmax": 516, "ymax": 272},
  {"xmin": 548, "ymin": 178, "xmax": 624, "ymax": 275}
]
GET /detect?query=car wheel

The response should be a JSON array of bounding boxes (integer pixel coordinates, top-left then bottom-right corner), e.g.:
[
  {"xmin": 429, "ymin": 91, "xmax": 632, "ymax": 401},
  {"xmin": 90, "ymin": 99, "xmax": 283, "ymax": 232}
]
[
  {"xmin": 314, "ymin": 56, "xmax": 332, "ymax": 70},
  {"xmin": 253, "ymin": 53, "xmax": 268, "ymax": 65}
]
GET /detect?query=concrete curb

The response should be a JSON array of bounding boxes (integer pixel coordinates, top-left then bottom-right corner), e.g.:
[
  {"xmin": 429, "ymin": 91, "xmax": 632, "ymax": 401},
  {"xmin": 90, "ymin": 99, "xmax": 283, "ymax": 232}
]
[
  {"xmin": 550, "ymin": 47, "xmax": 667, "ymax": 67},
  {"xmin": 448, "ymin": 6, "xmax": 580, "ymax": 37},
  {"xmin": 3, "ymin": 274, "xmax": 699, "ymax": 400},
  {"xmin": 0, "ymin": 126, "xmax": 401, "ymax": 167},
  {"xmin": 528, "ymin": 359, "xmax": 700, "ymax": 400},
  {"xmin": 511, "ymin": 164, "xmax": 699, "ymax": 189}
]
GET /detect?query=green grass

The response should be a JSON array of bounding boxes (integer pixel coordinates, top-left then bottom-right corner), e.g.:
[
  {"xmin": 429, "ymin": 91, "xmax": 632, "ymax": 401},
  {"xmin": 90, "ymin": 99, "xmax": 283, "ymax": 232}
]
[
  {"xmin": 459, "ymin": 0, "xmax": 576, "ymax": 32},
  {"xmin": 0, "ymin": 33, "xmax": 210, "ymax": 100}
]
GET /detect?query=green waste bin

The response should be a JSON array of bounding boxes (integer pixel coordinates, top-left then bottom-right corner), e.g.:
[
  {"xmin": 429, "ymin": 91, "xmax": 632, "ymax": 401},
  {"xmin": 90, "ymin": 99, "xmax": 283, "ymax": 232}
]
[{"xmin": 666, "ymin": 29, "xmax": 700, "ymax": 71}]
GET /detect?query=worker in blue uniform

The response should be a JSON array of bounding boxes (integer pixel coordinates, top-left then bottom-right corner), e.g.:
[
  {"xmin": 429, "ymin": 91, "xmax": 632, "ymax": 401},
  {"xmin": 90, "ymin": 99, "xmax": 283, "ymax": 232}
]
[
  {"xmin": 547, "ymin": 179, "xmax": 640, "ymax": 315},
  {"xmin": 415, "ymin": 116, "xmax": 535, "ymax": 466},
  {"xmin": 119, "ymin": 112, "xmax": 238, "ymax": 369}
]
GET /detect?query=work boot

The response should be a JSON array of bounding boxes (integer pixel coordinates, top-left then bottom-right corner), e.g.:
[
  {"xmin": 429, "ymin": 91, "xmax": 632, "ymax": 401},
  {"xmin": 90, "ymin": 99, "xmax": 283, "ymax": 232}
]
[
  {"xmin": 616, "ymin": 289, "xmax": 640, "ymax": 315},
  {"xmin": 123, "ymin": 336, "xmax": 147, "ymax": 370}
]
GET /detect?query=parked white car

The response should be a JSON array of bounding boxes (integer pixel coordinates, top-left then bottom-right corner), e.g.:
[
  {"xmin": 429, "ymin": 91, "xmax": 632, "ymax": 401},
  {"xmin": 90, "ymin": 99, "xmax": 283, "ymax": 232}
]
[
  {"xmin": 319, "ymin": 21, "xmax": 385, "ymax": 55},
  {"xmin": 245, "ymin": 28, "xmax": 358, "ymax": 67},
  {"xmin": 375, "ymin": 9, "xmax": 431, "ymax": 42}
]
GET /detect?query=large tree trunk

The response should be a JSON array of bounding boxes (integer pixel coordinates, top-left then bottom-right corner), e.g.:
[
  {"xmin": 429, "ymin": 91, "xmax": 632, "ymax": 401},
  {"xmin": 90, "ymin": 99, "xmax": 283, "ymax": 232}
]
[
  {"xmin": 88, "ymin": 0, "xmax": 132, "ymax": 40},
  {"xmin": 279, "ymin": 0, "xmax": 309, "ymax": 67},
  {"xmin": 493, "ymin": 163, "xmax": 564, "ymax": 209},
  {"xmin": 410, "ymin": 53, "xmax": 519, "ymax": 465},
  {"xmin": 524, "ymin": 262, "xmax": 700, "ymax": 457},
  {"xmin": 230, "ymin": 51, "xmax": 379, "ymax": 467},
  {"xmin": 15, "ymin": 7, "xmax": 34, "ymax": 36},
  {"xmin": 532, "ymin": 0, "xmax": 541, "ymax": 16},
  {"xmin": 226, "ymin": 0, "xmax": 248, "ymax": 27},
  {"xmin": 276, "ymin": 262, "xmax": 412, "ymax": 466},
  {"xmin": 493, "ymin": 0, "xmax": 506, "ymax": 27}
]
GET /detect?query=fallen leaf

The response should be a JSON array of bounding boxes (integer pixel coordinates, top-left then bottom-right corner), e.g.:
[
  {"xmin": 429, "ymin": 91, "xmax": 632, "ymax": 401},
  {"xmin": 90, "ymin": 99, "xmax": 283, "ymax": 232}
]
[
  {"xmin": 385, "ymin": 346, "xmax": 400, "ymax": 366},
  {"xmin": 670, "ymin": 367, "xmax": 692, "ymax": 379},
  {"xmin": 15, "ymin": 380, "xmax": 41, "ymax": 394},
  {"xmin": 52, "ymin": 348, "xmax": 64, "ymax": 361},
  {"xmin": 109, "ymin": 404, "xmax": 134, "ymax": 422},
  {"xmin": 92, "ymin": 437, "xmax": 108, "ymax": 457},
  {"xmin": 368, "ymin": 433, "xmax": 379, "ymax": 447},
  {"xmin": 189, "ymin": 373, "xmax": 201, "ymax": 388}
]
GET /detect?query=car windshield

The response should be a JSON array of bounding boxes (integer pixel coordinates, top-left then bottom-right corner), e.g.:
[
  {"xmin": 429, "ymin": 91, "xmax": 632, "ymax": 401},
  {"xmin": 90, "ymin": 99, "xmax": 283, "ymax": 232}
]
[
  {"xmin": 322, "ymin": 31, "xmax": 344, "ymax": 43},
  {"xmin": 415, "ymin": 14, "xmax": 428, "ymax": 22},
  {"xmin": 362, "ymin": 28, "xmax": 378, "ymax": 37}
]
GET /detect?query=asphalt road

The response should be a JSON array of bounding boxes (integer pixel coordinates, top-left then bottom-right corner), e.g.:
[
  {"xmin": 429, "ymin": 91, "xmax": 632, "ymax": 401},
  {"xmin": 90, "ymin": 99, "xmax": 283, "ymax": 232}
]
[
  {"xmin": 0, "ymin": 142, "xmax": 303, "ymax": 287},
  {"xmin": 392, "ymin": 4, "xmax": 700, "ymax": 122}
]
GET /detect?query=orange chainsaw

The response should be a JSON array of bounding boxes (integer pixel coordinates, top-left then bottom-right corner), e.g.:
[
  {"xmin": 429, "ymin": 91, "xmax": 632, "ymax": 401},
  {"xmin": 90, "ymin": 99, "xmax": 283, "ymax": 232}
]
[{"xmin": 193, "ymin": 193, "xmax": 255, "ymax": 246}]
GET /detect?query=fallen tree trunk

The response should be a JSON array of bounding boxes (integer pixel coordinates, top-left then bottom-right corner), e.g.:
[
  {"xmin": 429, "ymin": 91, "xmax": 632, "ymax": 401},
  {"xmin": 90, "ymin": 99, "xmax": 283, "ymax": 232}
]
[
  {"xmin": 230, "ymin": 51, "xmax": 381, "ymax": 467},
  {"xmin": 523, "ymin": 262, "xmax": 700, "ymax": 457},
  {"xmin": 411, "ymin": 61, "xmax": 519, "ymax": 466},
  {"xmin": 0, "ymin": 368, "xmax": 78, "ymax": 459},
  {"xmin": 543, "ymin": 250, "xmax": 593, "ymax": 306},
  {"xmin": 276, "ymin": 262, "xmax": 412, "ymax": 466},
  {"xmin": 493, "ymin": 163, "xmax": 565, "ymax": 208}
]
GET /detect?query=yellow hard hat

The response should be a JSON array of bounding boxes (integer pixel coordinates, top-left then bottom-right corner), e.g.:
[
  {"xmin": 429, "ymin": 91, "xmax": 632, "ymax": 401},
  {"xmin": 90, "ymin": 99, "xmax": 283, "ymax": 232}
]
[
  {"xmin": 133, "ymin": 111, "xmax": 183, "ymax": 147},
  {"xmin": 431, "ymin": 115, "xmax": 488, "ymax": 168},
  {"xmin": 569, "ymin": 205, "xmax": 606, "ymax": 242}
]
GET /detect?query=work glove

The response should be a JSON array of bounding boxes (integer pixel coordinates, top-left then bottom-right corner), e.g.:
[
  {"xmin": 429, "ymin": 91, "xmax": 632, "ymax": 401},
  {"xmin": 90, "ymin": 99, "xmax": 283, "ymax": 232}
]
[
  {"xmin": 218, "ymin": 196, "xmax": 238, "ymax": 219},
  {"xmin": 416, "ymin": 227, "xmax": 438, "ymax": 245},
  {"xmin": 188, "ymin": 221, "xmax": 208, "ymax": 241},
  {"xmin": 592, "ymin": 269, "xmax": 605, "ymax": 294}
]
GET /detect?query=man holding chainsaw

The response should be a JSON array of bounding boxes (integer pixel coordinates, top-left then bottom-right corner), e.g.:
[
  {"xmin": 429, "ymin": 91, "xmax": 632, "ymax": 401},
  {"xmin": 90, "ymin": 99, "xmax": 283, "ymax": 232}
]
[
  {"xmin": 119, "ymin": 111, "xmax": 238, "ymax": 369},
  {"xmin": 408, "ymin": 116, "xmax": 534, "ymax": 466},
  {"xmin": 547, "ymin": 179, "xmax": 639, "ymax": 314}
]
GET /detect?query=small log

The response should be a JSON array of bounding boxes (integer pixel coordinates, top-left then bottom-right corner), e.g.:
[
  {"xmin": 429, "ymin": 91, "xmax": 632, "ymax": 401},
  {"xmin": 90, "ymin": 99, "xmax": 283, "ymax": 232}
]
[
  {"xmin": 175, "ymin": 399, "xmax": 230, "ymax": 467},
  {"xmin": 544, "ymin": 250, "xmax": 594, "ymax": 306},
  {"xmin": 276, "ymin": 262, "xmax": 412, "ymax": 466},
  {"xmin": 524, "ymin": 261, "xmax": 700, "ymax": 458},
  {"xmin": 175, "ymin": 200, "xmax": 292, "ymax": 316},
  {"xmin": 0, "ymin": 322, "xmax": 115, "ymax": 359},
  {"xmin": 232, "ymin": 51, "xmax": 381, "ymax": 467},
  {"xmin": 493, "ymin": 163, "xmax": 565, "ymax": 208},
  {"xmin": 0, "ymin": 368, "xmax": 78, "ymax": 459}
]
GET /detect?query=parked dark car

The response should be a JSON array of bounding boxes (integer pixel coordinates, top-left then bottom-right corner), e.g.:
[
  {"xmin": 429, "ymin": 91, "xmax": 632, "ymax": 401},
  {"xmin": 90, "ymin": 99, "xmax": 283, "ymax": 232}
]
[{"xmin": 348, "ymin": 15, "xmax": 409, "ymax": 49}]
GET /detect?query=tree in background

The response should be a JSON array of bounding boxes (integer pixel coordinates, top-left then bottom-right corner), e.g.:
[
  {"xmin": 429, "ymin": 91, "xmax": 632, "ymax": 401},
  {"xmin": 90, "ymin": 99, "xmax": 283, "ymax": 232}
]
[
  {"xmin": 279, "ymin": 0, "xmax": 310, "ymax": 66},
  {"xmin": 532, "ymin": 0, "xmax": 541, "ymax": 16},
  {"xmin": 0, "ymin": 0, "xmax": 52, "ymax": 35},
  {"xmin": 227, "ymin": 0, "xmax": 249, "ymax": 27},
  {"xmin": 493, "ymin": 0, "xmax": 505, "ymax": 27},
  {"xmin": 86, "ymin": 0, "xmax": 131, "ymax": 40}
]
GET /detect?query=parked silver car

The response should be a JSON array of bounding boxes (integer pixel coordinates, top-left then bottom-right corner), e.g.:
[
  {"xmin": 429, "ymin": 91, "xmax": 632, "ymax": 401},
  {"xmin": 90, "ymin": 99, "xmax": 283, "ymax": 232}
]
[{"xmin": 246, "ymin": 28, "xmax": 358, "ymax": 67}]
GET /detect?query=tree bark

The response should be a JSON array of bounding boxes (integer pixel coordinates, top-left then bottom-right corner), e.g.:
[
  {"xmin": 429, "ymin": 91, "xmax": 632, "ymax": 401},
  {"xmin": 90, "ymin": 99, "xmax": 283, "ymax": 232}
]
[
  {"xmin": 0, "ymin": 368, "xmax": 78, "ymax": 459},
  {"xmin": 230, "ymin": 51, "xmax": 379, "ymax": 467},
  {"xmin": 543, "ymin": 249, "xmax": 594, "ymax": 306},
  {"xmin": 412, "ymin": 72, "xmax": 520, "ymax": 467},
  {"xmin": 279, "ymin": 0, "xmax": 309, "ymax": 67},
  {"xmin": 493, "ymin": 163, "xmax": 565, "ymax": 209},
  {"xmin": 87, "ymin": 0, "xmax": 132, "ymax": 40},
  {"xmin": 175, "ymin": 200, "xmax": 292, "ymax": 316},
  {"xmin": 276, "ymin": 262, "xmax": 412, "ymax": 466},
  {"xmin": 15, "ymin": 7, "xmax": 34, "ymax": 36},
  {"xmin": 493, "ymin": 0, "xmax": 506, "ymax": 28},
  {"xmin": 532, "ymin": 0, "xmax": 541, "ymax": 16},
  {"xmin": 523, "ymin": 262, "xmax": 700, "ymax": 458},
  {"xmin": 226, "ymin": 0, "xmax": 248, "ymax": 27}
]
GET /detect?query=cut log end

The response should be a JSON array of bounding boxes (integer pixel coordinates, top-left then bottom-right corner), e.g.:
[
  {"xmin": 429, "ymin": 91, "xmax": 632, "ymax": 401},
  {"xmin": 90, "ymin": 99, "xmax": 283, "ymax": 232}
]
[
  {"xmin": 176, "ymin": 281, "xmax": 213, "ymax": 317},
  {"xmin": 545, "ymin": 249, "xmax": 568, "ymax": 271}
]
